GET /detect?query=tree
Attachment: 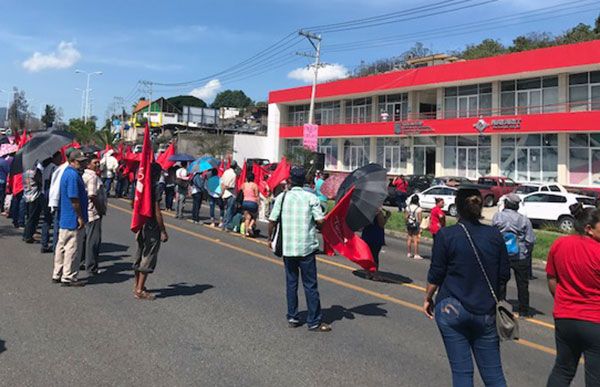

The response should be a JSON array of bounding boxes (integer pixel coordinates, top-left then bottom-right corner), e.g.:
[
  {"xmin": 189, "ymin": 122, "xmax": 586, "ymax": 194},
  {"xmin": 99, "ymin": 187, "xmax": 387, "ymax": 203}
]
[
  {"xmin": 510, "ymin": 32, "xmax": 553, "ymax": 52},
  {"xmin": 41, "ymin": 104, "xmax": 57, "ymax": 128},
  {"xmin": 7, "ymin": 88, "xmax": 28, "ymax": 131},
  {"xmin": 194, "ymin": 133, "xmax": 232, "ymax": 158},
  {"xmin": 211, "ymin": 90, "xmax": 253, "ymax": 109},
  {"xmin": 595, "ymin": 14, "xmax": 600, "ymax": 35},
  {"xmin": 558, "ymin": 23, "xmax": 598, "ymax": 45},
  {"xmin": 95, "ymin": 129, "xmax": 117, "ymax": 147},
  {"xmin": 459, "ymin": 39, "xmax": 507, "ymax": 60},
  {"xmin": 67, "ymin": 118, "xmax": 97, "ymax": 144},
  {"xmin": 167, "ymin": 95, "xmax": 207, "ymax": 112}
]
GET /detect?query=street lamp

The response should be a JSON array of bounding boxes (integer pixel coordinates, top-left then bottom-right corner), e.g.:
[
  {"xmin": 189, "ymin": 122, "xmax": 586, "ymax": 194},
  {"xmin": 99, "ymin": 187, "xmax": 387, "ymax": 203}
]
[
  {"xmin": 75, "ymin": 69, "xmax": 102, "ymax": 123},
  {"xmin": 74, "ymin": 87, "xmax": 89, "ymax": 120}
]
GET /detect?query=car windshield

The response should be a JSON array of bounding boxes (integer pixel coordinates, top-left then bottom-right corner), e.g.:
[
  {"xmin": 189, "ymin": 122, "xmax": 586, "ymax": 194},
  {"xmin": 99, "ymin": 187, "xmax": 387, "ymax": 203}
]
[
  {"xmin": 576, "ymin": 197, "xmax": 597, "ymax": 206},
  {"xmin": 516, "ymin": 186, "xmax": 539, "ymax": 194},
  {"xmin": 478, "ymin": 178, "xmax": 495, "ymax": 185}
]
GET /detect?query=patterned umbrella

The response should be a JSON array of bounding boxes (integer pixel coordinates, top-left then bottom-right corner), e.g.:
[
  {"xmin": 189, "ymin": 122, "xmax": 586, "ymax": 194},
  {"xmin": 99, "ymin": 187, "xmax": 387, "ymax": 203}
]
[
  {"xmin": 320, "ymin": 173, "xmax": 348, "ymax": 199},
  {"xmin": 188, "ymin": 156, "xmax": 219, "ymax": 174}
]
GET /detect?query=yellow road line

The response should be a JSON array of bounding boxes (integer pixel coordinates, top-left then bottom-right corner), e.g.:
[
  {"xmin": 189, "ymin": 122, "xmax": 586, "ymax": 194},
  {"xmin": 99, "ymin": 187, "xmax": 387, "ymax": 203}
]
[{"xmin": 109, "ymin": 202, "xmax": 557, "ymax": 356}]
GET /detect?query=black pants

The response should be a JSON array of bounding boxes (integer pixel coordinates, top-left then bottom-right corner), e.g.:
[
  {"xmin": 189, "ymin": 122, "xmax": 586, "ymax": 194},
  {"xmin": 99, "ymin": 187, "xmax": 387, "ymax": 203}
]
[
  {"xmin": 23, "ymin": 195, "xmax": 43, "ymax": 241},
  {"xmin": 510, "ymin": 259, "xmax": 529, "ymax": 313},
  {"xmin": 191, "ymin": 192, "xmax": 203, "ymax": 222},
  {"xmin": 369, "ymin": 244, "xmax": 382, "ymax": 271},
  {"xmin": 165, "ymin": 186, "xmax": 175, "ymax": 210},
  {"xmin": 0, "ymin": 182, "xmax": 5, "ymax": 213},
  {"xmin": 548, "ymin": 319, "xmax": 600, "ymax": 387}
]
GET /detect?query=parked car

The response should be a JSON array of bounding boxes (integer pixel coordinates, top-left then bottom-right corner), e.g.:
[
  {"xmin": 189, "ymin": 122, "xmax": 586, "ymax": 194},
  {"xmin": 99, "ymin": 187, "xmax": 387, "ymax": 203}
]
[
  {"xmin": 473, "ymin": 176, "xmax": 518, "ymax": 207},
  {"xmin": 519, "ymin": 192, "xmax": 597, "ymax": 232},
  {"xmin": 405, "ymin": 175, "xmax": 435, "ymax": 194},
  {"xmin": 498, "ymin": 182, "xmax": 568, "ymax": 210},
  {"xmin": 432, "ymin": 176, "xmax": 473, "ymax": 187},
  {"xmin": 406, "ymin": 185, "xmax": 459, "ymax": 217}
]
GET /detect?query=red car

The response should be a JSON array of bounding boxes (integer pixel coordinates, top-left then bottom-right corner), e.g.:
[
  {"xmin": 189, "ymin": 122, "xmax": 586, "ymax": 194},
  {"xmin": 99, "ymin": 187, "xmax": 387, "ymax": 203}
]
[{"xmin": 473, "ymin": 176, "xmax": 519, "ymax": 207}]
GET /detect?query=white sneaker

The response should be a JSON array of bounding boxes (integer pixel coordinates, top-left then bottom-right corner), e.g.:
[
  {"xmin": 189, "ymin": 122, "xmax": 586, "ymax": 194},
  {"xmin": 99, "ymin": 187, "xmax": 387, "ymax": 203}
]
[
  {"xmin": 406, "ymin": 253, "xmax": 413, "ymax": 258},
  {"xmin": 413, "ymin": 254, "xmax": 424, "ymax": 260}
]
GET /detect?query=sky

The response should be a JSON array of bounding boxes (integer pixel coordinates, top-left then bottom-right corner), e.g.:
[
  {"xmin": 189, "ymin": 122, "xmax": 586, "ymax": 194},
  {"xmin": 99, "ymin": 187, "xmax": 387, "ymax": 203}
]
[{"xmin": 0, "ymin": 0, "xmax": 598, "ymax": 122}]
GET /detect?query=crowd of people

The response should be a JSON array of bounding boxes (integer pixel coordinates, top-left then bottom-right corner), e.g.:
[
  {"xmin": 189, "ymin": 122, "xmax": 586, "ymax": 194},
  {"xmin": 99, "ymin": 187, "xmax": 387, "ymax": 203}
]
[{"xmin": 1, "ymin": 140, "xmax": 599, "ymax": 386}]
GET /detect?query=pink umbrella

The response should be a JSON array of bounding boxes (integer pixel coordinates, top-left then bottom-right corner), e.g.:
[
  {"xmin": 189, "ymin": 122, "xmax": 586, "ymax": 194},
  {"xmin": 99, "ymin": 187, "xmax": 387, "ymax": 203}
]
[{"xmin": 320, "ymin": 173, "xmax": 348, "ymax": 199}]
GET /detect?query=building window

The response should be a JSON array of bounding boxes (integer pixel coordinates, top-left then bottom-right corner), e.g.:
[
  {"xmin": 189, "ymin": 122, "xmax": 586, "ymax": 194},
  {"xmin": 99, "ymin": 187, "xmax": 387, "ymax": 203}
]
[
  {"xmin": 500, "ymin": 76, "xmax": 558, "ymax": 115},
  {"xmin": 345, "ymin": 98, "xmax": 372, "ymax": 124},
  {"xmin": 315, "ymin": 101, "xmax": 341, "ymax": 125},
  {"xmin": 569, "ymin": 133, "xmax": 600, "ymax": 185},
  {"xmin": 343, "ymin": 138, "xmax": 370, "ymax": 171},
  {"xmin": 378, "ymin": 93, "xmax": 408, "ymax": 121},
  {"xmin": 318, "ymin": 138, "xmax": 338, "ymax": 170},
  {"xmin": 286, "ymin": 139, "xmax": 303, "ymax": 155},
  {"xmin": 444, "ymin": 83, "xmax": 492, "ymax": 118},
  {"xmin": 443, "ymin": 136, "xmax": 491, "ymax": 179},
  {"xmin": 569, "ymin": 71, "xmax": 600, "ymax": 112},
  {"xmin": 287, "ymin": 105, "xmax": 309, "ymax": 126},
  {"xmin": 376, "ymin": 138, "xmax": 409, "ymax": 174},
  {"xmin": 500, "ymin": 134, "xmax": 558, "ymax": 182}
]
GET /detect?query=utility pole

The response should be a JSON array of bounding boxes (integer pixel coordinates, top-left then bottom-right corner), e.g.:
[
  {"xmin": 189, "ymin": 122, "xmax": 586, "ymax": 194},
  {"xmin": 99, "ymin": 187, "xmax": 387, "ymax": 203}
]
[{"xmin": 297, "ymin": 30, "xmax": 322, "ymax": 125}]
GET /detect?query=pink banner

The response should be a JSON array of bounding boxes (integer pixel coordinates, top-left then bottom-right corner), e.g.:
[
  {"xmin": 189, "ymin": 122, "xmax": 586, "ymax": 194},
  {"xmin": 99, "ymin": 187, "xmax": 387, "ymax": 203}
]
[{"xmin": 303, "ymin": 123, "xmax": 318, "ymax": 151}]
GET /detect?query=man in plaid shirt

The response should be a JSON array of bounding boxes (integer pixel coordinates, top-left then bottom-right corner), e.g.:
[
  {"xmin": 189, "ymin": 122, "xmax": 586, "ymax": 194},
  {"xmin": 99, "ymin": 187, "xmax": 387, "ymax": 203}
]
[{"xmin": 269, "ymin": 166, "xmax": 330, "ymax": 332}]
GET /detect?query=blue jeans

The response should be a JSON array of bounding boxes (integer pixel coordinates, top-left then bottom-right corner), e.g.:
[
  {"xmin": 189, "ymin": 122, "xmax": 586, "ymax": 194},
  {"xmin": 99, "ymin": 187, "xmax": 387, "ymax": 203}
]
[
  {"xmin": 435, "ymin": 297, "xmax": 506, "ymax": 387},
  {"xmin": 209, "ymin": 196, "xmax": 224, "ymax": 221},
  {"xmin": 103, "ymin": 178, "xmax": 113, "ymax": 196},
  {"xmin": 223, "ymin": 195, "xmax": 236, "ymax": 230},
  {"xmin": 284, "ymin": 253, "xmax": 322, "ymax": 327}
]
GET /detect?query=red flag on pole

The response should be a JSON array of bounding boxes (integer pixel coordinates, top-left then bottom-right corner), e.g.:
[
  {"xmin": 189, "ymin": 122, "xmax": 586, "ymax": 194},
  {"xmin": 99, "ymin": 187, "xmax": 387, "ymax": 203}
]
[
  {"xmin": 236, "ymin": 161, "xmax": 247, "ymax": 191},
  {"xmin": 267, "ymin": 157, "xmax": 291, "ymax": 192},
  {"xmin": 156, "ymin": 142, "xmax": 175, "ymax": 170},
  {"xmin": 252, "ymin": 163, "xmax": 269, "ymax": 197},
  {"xmin": 321, "ymin": 187, "xmax": 375, "ymax": 272},
  {"xmin": 9, "ymin": 130, "xmax": 30, "ymax": 195},
  {"xmin": 130, "ymin": 124, "xmax": 155, "ymax": 232}
]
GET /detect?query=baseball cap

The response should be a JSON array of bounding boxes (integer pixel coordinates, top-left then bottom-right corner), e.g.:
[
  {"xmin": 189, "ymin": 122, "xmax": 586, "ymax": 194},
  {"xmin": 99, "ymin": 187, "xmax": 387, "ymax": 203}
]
[
  {"xmin": 290, "ymin": 166, "xmax": 306, "ymax": 185},
  {"xmin": 68, "ymin": 149, "xmax": 89, "ymax": 162},
  {"xmin": 505, "ymin": 193, "xmax": 522, "ymax": 204}
]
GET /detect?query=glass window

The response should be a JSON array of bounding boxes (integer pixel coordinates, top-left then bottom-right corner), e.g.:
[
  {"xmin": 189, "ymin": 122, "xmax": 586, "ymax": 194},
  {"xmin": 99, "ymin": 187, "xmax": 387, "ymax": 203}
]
[
  {"xmin": 570, "ymin": 134, "xmax": 589, "ymax": 147},
  {"xmin": 501, "ymin": 147, "xmax": 516, "ymax": 179},
  {"xmin": 523, "ymin": 134, "xmax": 541, "ymax": 147},
  {"xmin": 345, "ymin": 98, "xmax": 372, "ymax": 124},
  {"xmin": 517, "ymin": 78, "xmax": 541, "ymax": 90},
  {"xmin": 543, "ymin": 76, "xmax": 558, "ymax": 88},
  {"xmin": 501, "ymin": 81, "xmax": 515, "ymax": 92},
  {"xmin": 501, "ymin": 92, "xmax": 515, "ymax": 115},
  {"xmin": 376, "ymin": 137, "xmax": 408, "ymax": 174},
  {"xmin": 458, "ymin": 85, "xmax": 478, "ymax": 96},
  {"xmin": 501, "ymin": 135, "xmax": 516, "ymax": 146},
  {"xmin": 414, "ymin": 137, "xmax": 436, "ymax": 146},
  {"xmin": 318, "ymin": 138, "xmax": 338, "ymax": 170},
  {"xmin": 569, "ymin": 148, "xmax": 590, "ymax": 185},
  {"xmin": 378, "ymin": 93, "xmax": 408, "ymax": 121},
  {"xmin": 524, "ymin": 193, "xmax": 547, "ymax": 203},
  {"xmin": 549, "ymin": 185, "xmax": 561, "ymax": 192},
  {"xmin": 569, "ymin": 72, "xmax": 588, "ymax": 85},
  {"xmin": 343, "ymin": 138, "xmax": 370, "ymax": 171},
  {"xmin": 444, "ymin": 83, "xmax": 491, "ymax": 118},
  {"xmin": 444, "ymin": 97, "xmax": 457, "ymax": 119}
]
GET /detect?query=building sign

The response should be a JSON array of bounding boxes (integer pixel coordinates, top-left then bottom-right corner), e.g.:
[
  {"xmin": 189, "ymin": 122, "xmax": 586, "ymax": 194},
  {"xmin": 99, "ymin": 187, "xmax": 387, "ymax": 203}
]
[
  {"xmin": 394, "ymin": 121, "xmax": 433, "ymax": 135},
  {"xmin": 473, "ymin": 118, "xmax": 521, "ymax": 133},
  {"xmin": 303, "ymin": 123, "xmax": 318, "ymax": 151}
]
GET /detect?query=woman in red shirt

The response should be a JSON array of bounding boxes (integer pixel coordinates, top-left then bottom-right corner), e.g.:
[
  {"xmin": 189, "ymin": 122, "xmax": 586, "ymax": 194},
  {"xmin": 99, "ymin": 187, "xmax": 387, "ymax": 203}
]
[
  {"xmin": 429, "ymin": 198, "xmax": 446, "ymax": 239},
  {"xmin": 546, "ymin": 204, "xmax": 600, "ymax": 387}
]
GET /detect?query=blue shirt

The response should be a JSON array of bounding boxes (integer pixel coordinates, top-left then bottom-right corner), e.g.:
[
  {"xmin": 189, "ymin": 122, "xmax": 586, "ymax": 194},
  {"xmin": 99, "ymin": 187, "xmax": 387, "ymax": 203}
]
[
  {"xmin": 59, "ymin": 166, "xmax": 89, "ymax": 230},
  {"xmin": 315, "ymin": 178, "xmax": 327, "ymax": 202},
  {"xmin": 427, "ymin": 220, "xmax": 511, "ymax": 315}
]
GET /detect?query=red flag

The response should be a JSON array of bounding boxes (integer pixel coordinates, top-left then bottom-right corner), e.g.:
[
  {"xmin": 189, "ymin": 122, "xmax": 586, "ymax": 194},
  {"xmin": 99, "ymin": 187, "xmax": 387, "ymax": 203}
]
[
  {"xmin": 236, "ymin": 161, "xmax": 247, "ymax": 191},
  {"xmin": 156, "ymin": 142, "xmax": 175, "ymax": 170},
  {"xmin": 130, "ymin": 125, "xmax": 155, "ymax": 232},
  {"xmin": 267, "ymin": 157, "xmax": 291, "ymax": 192},
  {"xmin": 322, "ymin": 187, "xmax": 375, "ymax": 272},
  {"xmin": 10, "ymin": 130, "xmax": 30, "ymax": 195},
  {"xmin": 253, "ymin": 163, "xmax": 270, "ymax": 197}
]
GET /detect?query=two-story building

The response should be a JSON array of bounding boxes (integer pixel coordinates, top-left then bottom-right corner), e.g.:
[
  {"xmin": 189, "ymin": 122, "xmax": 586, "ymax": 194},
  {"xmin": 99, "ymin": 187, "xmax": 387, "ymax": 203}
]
[{"xmin": 265, "ymin": 40, "xmax": 600, "ymax": 188}]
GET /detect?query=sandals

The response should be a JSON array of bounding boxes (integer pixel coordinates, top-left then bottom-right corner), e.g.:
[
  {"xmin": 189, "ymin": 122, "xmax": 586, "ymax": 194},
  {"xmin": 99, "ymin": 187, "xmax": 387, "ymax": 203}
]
[{"xmin": 134, "ymin": 290, "xmax": 155, "ymax": 300}]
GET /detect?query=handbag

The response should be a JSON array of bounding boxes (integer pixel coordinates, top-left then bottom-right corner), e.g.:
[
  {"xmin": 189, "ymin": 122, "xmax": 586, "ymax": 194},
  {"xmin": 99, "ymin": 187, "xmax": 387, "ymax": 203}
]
[
  {"xmin": 420, "ymin": 215, "xmax": 430, "ymax": 230},
  {"xmin": 270, "ymin": 192, "xmax": 287, "ymax": 257},
  {"xmin": 458, "ymin": 223, "xmax": 520, "ymax": 341}
]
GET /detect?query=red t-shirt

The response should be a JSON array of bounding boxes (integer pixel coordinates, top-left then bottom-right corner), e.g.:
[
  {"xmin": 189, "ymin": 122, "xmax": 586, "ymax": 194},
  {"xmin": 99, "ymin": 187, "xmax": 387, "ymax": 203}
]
[
  {"xmin": 429, "ymin": 206, "xmax": 445, "ymax": 235},
  {"xmin": 546, "ymin": 235, "xmax": 600, "ymax": 324},
  {"xmin": 393, "ymin": 179, "xmax": 407, "ymax": 193}
]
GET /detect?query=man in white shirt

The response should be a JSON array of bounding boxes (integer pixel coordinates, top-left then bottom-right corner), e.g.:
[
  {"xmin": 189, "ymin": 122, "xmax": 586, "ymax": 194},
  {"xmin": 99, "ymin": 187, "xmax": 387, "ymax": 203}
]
[
  {"xmin": 100, "ymin": 149, "xmax": 118, "ymax": 197},
  {"xmin": 220, "ymin": 161, "xmax": 238, "ymax": 230},
  {"xmin": 175, "ymin": 163, "xmax": 189, "ymax": 219},
  {"xmin": 81, "ymin": 156, "xmax": 106, "ymax": 274}
]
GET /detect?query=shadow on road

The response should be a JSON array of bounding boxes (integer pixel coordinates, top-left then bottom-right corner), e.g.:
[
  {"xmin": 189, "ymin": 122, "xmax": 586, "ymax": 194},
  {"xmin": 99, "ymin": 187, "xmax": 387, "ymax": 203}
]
[
  {"xmin": 85, "ymin": 261, "xmax": 134, "ymax": 285},
  {"xmin": 352, "ymin": 270, "xmax": 413, "ymax": 284},
  {"xmin": 0, "ymin": 339, "xmax": 5, "ymax": 354},
  {"xmin": 149, "ymin": 283, "xmax": 214, "ymax": 299},
  {"xmin": 0, "ymin": 225, "xmax": 21, "ymax": 239},
  {"xmin": 298, "ymin": 303, "xmax": 388, "ymax": 325},
  {"xmin": 100, "ymin": 242, "xmax": 129, "ymax": 254},
  {"xmin": 507, "ymin": 299, "xmax": 546, "ymax": 317}
]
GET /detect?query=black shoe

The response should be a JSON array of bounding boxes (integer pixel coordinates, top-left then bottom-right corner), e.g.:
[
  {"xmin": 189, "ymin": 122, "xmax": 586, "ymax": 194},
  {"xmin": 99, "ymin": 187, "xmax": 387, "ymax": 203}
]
[
  {"xmin": 288, "ymin": 319, "xmax": 302, "ymax": 328},
  {"xmin": 51, "ymin": 278, "xmax": 61, "ymax": 284},
  {"xmin": 24, "ymin": 238, "xmax": 34, "ymax": 244},
  {"xmin": 61, "ymin": 281, "xmax": 85, "ymax": 287},
  {"xmin": 41, "ymin": 247, "xmax": 53, "ymax": 254}
]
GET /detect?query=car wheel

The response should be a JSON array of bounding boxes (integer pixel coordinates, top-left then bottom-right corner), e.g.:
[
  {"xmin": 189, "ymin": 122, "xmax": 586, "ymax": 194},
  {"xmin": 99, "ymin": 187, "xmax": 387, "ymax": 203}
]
[
  {"xmin": 557, "ymin": 216, "xmax": 575, "ymax": 233},
  {"xmin": 484, "ymin": 195, "xmax": 495, "ymax": 207},
  {"xmin": 448, "ymin": 204, "xmax": 457, "ymax": 217}
]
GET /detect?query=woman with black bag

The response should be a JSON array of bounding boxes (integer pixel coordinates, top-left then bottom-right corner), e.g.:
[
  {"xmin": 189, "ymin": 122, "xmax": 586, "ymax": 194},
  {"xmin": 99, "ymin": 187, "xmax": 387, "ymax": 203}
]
[{"xmin": 423, "ymin": 188, "xmax": 511, "ymax": 387}]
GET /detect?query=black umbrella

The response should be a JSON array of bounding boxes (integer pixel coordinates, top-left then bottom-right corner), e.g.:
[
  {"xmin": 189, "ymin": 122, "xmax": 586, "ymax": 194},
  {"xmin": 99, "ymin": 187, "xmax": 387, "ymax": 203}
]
[
  {"xmin": 335, "ymin": 163, "xmax": 388, "ymax": 231},
  {"xmin": 80, "ymin": 144, "xmax": 102, "ymax": 154},
  {"xmin": 10, "ymin": 130, "xmax": 75, "ymax": 174},
  {"xmin": 168, "ymin": 153, "xmax": 196, "ymax": 162}
]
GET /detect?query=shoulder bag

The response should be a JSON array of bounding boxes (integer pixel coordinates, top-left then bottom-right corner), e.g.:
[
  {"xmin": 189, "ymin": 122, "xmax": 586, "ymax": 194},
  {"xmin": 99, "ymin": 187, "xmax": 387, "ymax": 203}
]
[
  {"xmin": 458, "ymin": 223, "xmax": 519, "ymax": 341},
  {"xmin": 271, "ymin": 192, "xmax": 287, "ymax": 257}
]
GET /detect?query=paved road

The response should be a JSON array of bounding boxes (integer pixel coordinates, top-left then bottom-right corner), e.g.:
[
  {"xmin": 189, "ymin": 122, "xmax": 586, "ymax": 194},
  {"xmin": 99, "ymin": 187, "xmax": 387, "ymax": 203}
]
[{"xmin": 0, "ymin": 199, "xmax": 585, "ymax": 386}]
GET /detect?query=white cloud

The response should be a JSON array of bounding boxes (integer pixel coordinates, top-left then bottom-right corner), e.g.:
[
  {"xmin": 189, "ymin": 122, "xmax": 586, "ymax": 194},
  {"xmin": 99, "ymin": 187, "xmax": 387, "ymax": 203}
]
[
  {"xmin": 22, "ymin": 41, "xmax": 81, "ymax": 72},
  {"xmin": 288, "ymin": 63, "xmax": 349, "ymax": 83},
  {"xmin": 189, "ymin": 79, "xmax": 222, "ymax": 101}
]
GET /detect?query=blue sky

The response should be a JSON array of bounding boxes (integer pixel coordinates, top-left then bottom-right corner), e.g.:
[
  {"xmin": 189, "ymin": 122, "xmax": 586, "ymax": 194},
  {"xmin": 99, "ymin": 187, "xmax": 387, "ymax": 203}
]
[{"xmin": 0, "ymin": 0, "xmax": 598, "ymax": 122}]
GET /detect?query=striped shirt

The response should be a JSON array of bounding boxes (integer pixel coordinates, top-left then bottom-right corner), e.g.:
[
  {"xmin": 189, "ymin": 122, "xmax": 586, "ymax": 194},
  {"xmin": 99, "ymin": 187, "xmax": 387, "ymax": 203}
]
[{"xmin": 269, "ymin": 187, "xmax": 324, "ymax": 258}]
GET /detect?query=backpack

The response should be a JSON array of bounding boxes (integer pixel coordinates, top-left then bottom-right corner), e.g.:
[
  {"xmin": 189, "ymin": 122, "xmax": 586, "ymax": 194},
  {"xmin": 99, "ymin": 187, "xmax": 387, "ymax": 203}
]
[
  {"xmin": 406, "ymin": 206, "xmax": 419, "ymax": 231},
  {"xmin": 503, "ymin": 232, "xmax": 520, "ymax": 256}
]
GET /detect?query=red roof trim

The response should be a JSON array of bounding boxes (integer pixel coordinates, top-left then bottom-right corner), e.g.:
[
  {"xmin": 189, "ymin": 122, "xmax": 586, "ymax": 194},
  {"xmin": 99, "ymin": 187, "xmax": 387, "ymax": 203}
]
[{"xmin": 269, "ymin": 40, "xmax": 600, "ymax": 104}]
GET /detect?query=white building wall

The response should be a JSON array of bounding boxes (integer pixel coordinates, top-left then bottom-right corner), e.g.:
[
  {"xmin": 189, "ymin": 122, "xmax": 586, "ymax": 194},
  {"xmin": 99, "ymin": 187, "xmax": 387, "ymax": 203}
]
[{"xmin": 233, "ymin": 102, "xmax": 282, "ymax": 163}]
